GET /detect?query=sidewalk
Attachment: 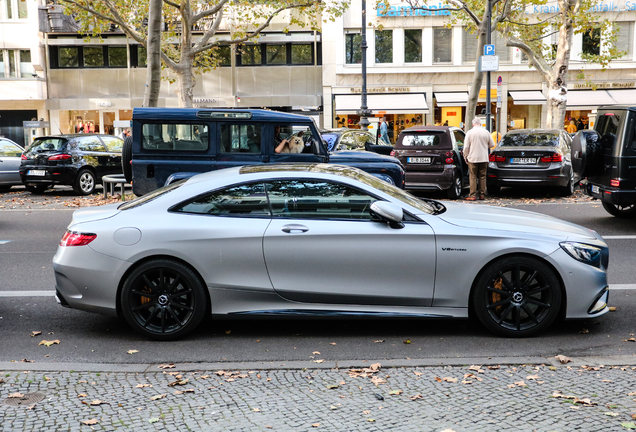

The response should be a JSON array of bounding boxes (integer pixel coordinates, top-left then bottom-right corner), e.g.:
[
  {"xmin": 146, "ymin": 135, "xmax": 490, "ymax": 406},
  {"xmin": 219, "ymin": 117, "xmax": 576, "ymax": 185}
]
[{"xmin": 2, "ymin": 361, "xmax": 635, "ymax": 431}]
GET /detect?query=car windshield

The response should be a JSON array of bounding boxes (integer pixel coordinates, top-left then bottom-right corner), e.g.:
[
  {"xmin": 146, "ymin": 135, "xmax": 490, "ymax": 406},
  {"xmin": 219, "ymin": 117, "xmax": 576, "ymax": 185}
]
[
  {"xmin": 401, "ymin": 133, "xmax": 441, "ymax": 146},
  {"xmin": 500, "ymin": 133, "xmax": 559, "ymax": 147},
  {"xmin": 118, "ymin": 180, "xmax": 185, "ymax": 210},
  {"xmin": 321, "ymin": 133, "xmax": 339, "ymax": 151},
  {"xmin": 26, "ymin": 137, "xmax": 67, "ymax": 152}
]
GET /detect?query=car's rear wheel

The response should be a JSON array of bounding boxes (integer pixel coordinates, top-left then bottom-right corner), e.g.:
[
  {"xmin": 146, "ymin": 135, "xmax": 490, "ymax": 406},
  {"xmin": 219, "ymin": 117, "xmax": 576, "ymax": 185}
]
[
  {"xmin": 472, "ymin": 255, "xmax": 562, "ymax": 337},
  {"xmin": 559, "ymin": 173, "xmax": 575, "ymax": 197},
  {"xmin": 122, "ymin": 135, "xmax": 133, "ymax": 183},
  {"xmin": 601, "ymin": 201, "xmax": 636, "ymax": 218},
  {"xmin": 121, "ymin": 259, "xmax": 207, "ymax": 340},
  {"xmin": 73, "ymin": 169, "xmax": 96, "ymax": 195},
  {"xmin": 446, "ymin": 173, "xmax": 462, "ymax": 200},
  {"xmin": 25, "ymin": 184, "xmax": 51, "ymax": 194}
]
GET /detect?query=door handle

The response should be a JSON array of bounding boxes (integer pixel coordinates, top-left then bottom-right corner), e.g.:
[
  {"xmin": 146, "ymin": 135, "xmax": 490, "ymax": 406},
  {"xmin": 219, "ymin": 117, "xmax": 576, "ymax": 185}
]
[{"xmin": 281, "ymin": 224, "xmax": 309, "ymax": 233}]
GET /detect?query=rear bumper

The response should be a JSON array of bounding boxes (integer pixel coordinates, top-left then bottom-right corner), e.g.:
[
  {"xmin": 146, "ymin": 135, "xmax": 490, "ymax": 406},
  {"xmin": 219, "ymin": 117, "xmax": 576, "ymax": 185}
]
[
  {"xmin": 487, "ymin": 164, "xmax": 569, "ymax": 187},
  {"xmin": 586, "ymin": 182, "xmax": 636, "ymax": 206},
  {"xmin": 20, "ymin": 166, "xmax": 78, "ymax": 185},
  {"xmin": 404, "ymin": 166, "xmax": 456, "ymax": 190}
]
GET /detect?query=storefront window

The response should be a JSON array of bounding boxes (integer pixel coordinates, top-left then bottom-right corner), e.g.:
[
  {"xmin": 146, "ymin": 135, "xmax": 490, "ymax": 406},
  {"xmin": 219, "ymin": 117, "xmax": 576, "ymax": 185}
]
[
  {"xmin": 60, "ymin": 110, "xmax": 100, "ymax": 134},
  {"xmin": 241, "ymin": 45, "xmax": 261, "ymax": 65},
  {"xmin": 404, "ymin": 29, "xmax": 422, "ymax": 63},
  {"xmin": 83, "ymin": 47, "xmax": 104, "ymax": 67},
  {"xmin": 19, "ymin": 49, "xmax": 31, "ymax": 78},
  {"xmin": 345, "ymin": 33, "xmax": 362, "ymax": 64},
  {"xmin": 507, "ymin": 99, "xmax": 542, "ymax": 130},
  {"xmin": 266, "ymin": 45, "xmax": 287, "ymax": 64},
  {"xmin": 582, "ymin": 28, "xmax": 601, "ymax": 56},
  {"xmin": 564, "ymin": 110, "xmax": 590, "ymax": 131},
  {"xmin": 291, "ymin": 45, "xmax": 312, "ymax": 64},
  {"xmin": 108, "ymin": 46, "xmax": 127, "ymax": 67},
  {"xmin": 375, "ymin": 30, "xmax": 393, "ymax": 63},
  {"xmin": 433, "ymin": 27, "xmax": 452, "ymax": 64}
]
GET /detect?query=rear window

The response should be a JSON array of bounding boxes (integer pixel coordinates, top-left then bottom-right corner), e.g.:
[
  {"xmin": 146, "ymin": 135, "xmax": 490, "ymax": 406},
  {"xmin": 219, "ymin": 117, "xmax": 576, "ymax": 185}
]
[
  {"xmin": 500, "ymin": 133, "xmax": 559, "ymax": 147},
  {"xmin": 596, "ymin": 112, "xmax": 622, "ymax": 154},
  {"xmin": 400, "ymin": 133, "xmax": 441, "ymax": 147},
  {"xmin": 26, "ymin": 137, "xmax": 66, "ymax": 153}
]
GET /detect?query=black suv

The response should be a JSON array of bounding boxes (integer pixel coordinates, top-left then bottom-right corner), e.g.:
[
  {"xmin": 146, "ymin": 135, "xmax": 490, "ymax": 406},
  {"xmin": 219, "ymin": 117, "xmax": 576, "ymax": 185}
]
[
  {"xmin": 572, "ymin": 106, "xmax": 636, "ymax": 217},
  {"xmin": 20, "ymin": 134, "xmax": 123, "ymax": 195},
  {"xmin": 123, "ymin": 108, "xmax": 405, "ymax": 196}
]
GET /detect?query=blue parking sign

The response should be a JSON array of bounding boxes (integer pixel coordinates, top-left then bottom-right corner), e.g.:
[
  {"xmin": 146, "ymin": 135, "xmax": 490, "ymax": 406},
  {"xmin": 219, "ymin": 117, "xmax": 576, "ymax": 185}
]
[{"xmin": 484, "ymin": 44, "xmax": 495, "ymax": 56}]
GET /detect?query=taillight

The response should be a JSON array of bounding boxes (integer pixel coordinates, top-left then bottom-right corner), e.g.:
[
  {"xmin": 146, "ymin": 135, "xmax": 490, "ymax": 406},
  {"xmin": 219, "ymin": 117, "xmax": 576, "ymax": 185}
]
[
  {"xmin": 445, "ymin": 151, "xmax": 453, "ymax": 157},
  {"xmin": 60, "ymin": 230, "xmax": 97, "ymax": 247},
  {"xmin": 48, "ymin": 154, "xmax": 72, "ymax": 161},
  {"xmin": 610, "ymin": 179, "xmax": 620, "ymax": 187},
  {"xmin": 21, "ymin": 154, "xmax": 27, "ymax": 160},
  {"xmin": 540, "ymin": 152, "xmax": 562, "ymax": 163},
  {"xmin": 390, "ymin": 150, "xmax": 396, "ymax": 156},
  {"xmin": 489, "ymin": 154, "xmax": 505, "ymax": 162}
]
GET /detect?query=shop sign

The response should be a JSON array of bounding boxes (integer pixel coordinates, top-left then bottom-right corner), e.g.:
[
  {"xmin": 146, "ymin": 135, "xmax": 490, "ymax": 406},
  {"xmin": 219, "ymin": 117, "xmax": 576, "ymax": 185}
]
[
  {"xmin": 447, "ymin": 111, "xmax": 457, "ymax": 116},
  {"xmin": 528, "ymin": 0, "xmax": 635, "ymax": 13},
  {"xmin": 479, "ymin": 89, "xmax": 498, "ymax": 98},
  {"xmin": 571, "ymin": 82, "xmax": 635, "ymax": 89},
  {"xmin": 97, "ymin": 101, "xmax": 112, "ymax": 107},
  {"xmin": 23, "ymin": 121, "xmax": 50, "ymax": 128},
  {"xmin": 193, "ymin": 98, "xmax": 220, "ymax": 107},
  {"xmin": 349, "ymin": 87, "xmax": 411, "ymax": 93},
  {"xmin": 377, "ymin": 2, "xmax": 452, "ymax": 17}
]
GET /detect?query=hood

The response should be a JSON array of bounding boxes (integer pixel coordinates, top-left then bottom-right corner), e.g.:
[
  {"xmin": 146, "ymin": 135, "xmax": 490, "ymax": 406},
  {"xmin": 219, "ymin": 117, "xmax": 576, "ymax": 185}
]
[
  {"xmin": 437, "ymin": 202, "xmax": 597, "ymax": 240},
  {"xmin": 329, "ymin": 150, "xmax": 400, "ymax": 164},
  {"xmin": 70, "ymin": 202, "xmax": 122, "ymax": 226}
]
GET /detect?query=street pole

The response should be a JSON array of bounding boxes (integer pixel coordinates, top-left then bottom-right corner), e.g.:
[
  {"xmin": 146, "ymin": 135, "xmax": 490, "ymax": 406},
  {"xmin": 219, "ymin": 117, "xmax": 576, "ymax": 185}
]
[
  {"xmin": 485, "ymin": 0, "xmax": 492, "ymax": 133},
  {"xmin": 357, "ymin": 0, "xmax": 372, "ymax": 131}
]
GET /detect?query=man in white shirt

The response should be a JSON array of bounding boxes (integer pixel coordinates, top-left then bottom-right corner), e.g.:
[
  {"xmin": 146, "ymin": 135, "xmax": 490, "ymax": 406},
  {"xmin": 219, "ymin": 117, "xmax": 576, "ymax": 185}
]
[{"xmin": 463, "ymin": 118, "xmax": 495, "ymax": 200}]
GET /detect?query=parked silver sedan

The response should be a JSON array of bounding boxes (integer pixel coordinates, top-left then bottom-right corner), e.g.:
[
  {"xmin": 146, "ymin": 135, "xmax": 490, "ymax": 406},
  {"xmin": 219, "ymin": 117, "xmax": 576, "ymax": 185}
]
[
  {"xmin": 0, "ymin": 138, "xmax": 24, "ymax": 191},
  {"xmin": 53, "ymin": 164, "xmax": 609, "ymax": 340}
]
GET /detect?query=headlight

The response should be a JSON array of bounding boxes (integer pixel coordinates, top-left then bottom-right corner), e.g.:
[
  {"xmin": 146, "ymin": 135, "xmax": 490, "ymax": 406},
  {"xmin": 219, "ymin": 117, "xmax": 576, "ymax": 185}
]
[{"xmin": 560, "ymin": 242, "xmax": 602, "ymax": 268}]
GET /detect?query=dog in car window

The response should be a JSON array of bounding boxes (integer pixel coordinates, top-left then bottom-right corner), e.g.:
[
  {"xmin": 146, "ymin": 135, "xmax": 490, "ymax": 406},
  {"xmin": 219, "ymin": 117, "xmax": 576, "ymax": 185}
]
[{"xmin": 278, "ymin": 135, "xmax": 305, "ymax": 154}]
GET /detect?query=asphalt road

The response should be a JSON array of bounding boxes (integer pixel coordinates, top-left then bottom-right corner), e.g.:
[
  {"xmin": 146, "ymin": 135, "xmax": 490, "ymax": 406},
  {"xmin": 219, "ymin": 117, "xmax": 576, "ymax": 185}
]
[{"xmin": 1, "ymin": 193, "xmax": 635, "ymax": 366}]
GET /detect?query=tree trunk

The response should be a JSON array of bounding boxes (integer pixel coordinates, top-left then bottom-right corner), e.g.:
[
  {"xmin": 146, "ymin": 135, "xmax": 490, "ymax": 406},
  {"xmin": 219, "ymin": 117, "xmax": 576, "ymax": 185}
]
[
  {"xmin": 142, "ymin": 0, "xmax": 162, "ymax": 107},
  {"xmin": 464, "ymin": 17, "xmax": 489, "ymax": 131},
  {"xmin": 545, "ymin": 1, "xmax": 574, "ymax": 129},
  {"xmin": 176, "ymin": 3, "xmax": 195, "ymax": 108}
]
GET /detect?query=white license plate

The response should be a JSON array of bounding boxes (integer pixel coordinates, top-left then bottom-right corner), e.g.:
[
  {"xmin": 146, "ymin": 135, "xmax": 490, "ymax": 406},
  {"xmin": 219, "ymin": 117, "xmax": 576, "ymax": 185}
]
[
  {"xmin": 27, "ymin": 170, "xmax": 46, "ymax": 176},
  {"xmin": 407, "ymin": 157, "xmax": 431, "ymax": 164},
  {"xmin": 591, "ymin": 185, "xmax": 600, "ymax": 194},
  {"xmin": 511, "ymin": 158, "xmax": 536, "ymax": 165}
]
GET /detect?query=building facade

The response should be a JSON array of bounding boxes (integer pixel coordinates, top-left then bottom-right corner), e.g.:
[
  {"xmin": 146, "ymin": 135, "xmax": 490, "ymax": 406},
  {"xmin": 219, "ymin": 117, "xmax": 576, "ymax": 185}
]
[{"xmin": 322, "ymin": 0, "xmax": 636, "ymax": 140}]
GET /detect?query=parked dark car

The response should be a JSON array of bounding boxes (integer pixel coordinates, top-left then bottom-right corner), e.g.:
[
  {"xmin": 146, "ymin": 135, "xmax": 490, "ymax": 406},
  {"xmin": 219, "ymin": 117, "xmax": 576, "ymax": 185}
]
[
  {"xmin": 123, "ymin": 108, "xmax": 405, "ymax": 196},
  {"xmin": 20, "ymin": 134, "xmax": 123, "ymax": 195},
  {"xmin": 0, "ymin": 138, "xmax": 24, "ymax": 191},
  {"xmin": 321, "ymin": 128, "xmax": 393, "ymax": 155},
  {"xmin": 487, "ymin": 129, "xmax": 576, "ymax": 196},
  {"xmin": 572, "ymin": 106, "xmax": 636, "ymax": 217},
  {"xmin": 390, "ymin": 126, "xmax": 468, "ymax": 199}
]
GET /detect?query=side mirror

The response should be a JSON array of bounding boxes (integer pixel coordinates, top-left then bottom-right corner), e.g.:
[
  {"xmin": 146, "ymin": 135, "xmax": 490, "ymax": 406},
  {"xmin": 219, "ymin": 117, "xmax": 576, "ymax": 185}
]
[{"xmin": 370, "ymin": 201, "xmax": 404, "ymax": 229}]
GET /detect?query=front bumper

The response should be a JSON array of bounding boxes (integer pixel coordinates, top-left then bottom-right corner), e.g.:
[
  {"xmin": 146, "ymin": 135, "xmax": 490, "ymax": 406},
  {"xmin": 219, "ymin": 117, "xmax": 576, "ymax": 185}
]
[{"xmin": 586, "ymin": 182, "xmax": 636, "ymax": 206}]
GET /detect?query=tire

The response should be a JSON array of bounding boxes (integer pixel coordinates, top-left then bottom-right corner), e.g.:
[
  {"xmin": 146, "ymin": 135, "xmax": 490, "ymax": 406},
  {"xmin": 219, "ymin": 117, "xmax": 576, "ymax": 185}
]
[
  {"xmin": 73, "ymin": 169, "xmax": 96, "ymax": 195},
  {"xmin": 601, "ymin": 201, "xmax": 636, "ymax": 218},
  {"xmin": 122, "ymin": 135, "xmax": 133, "ymax": 183},
  {"xmin": 559, "ymin": 173, "xmax": 575, "ymax": 197},
  {"xmin": 25, "ymin": 184, "xmax": 51, "ymax": 194},
  {"xmin": 446, "ymin": 173, "xmax": 462, "ymax": 200},
  {"xmin": 0, "ymin": 185, "xmax": 12, "ymax": 192},
  {"xmin": 472, "ymin": 255, "xmax": 562, "ymax": 337},
  {"xmin": 121, "ymin": 259, "xmax": 207, "ymax": 341}
]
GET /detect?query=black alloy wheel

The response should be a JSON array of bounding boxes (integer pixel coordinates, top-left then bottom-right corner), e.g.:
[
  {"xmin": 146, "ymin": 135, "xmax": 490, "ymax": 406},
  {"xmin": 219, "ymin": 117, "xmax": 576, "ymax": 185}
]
[
  {"xmin": 25, "ymin": 184, "xmax": 51, "ymax": 194},
  {"xmin": 601, "ymin": 201, "xmax": 636, "ymax": 218},
  {"xmin": 121, "ymin": 259, "xmax": 207, "ymax": 340},
  {"xmin": 446, "ymin": 173, "xmax": 462, "ymax": 200},
  {"xmin": 73, "ymin": 169, "xmax": 96, "ymax": 195},
  {"xmin": 473, "ymin": 256, "xmax": 562, "ymax": 337},
  {"xmin": 559, "ymin": 172, "xmax": 575, "ymax": 197}
]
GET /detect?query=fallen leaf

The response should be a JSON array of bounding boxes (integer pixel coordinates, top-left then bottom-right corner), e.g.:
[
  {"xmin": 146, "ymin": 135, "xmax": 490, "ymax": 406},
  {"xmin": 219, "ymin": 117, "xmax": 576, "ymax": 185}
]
[
  {"xmin": 526, "ymin": 375, "xmax": 540, "ymax": 380},
  {"xmin": 20, "ymin": 359, "xmax": 34, "ymax": 363},
  {"xmin": 602, "ymin": 380, "xmax": 612, "ymax": 383},
  {"xmin": 312, "ymin": 351, "xmax": 320, "ymax": 355},
  {"xmin": 621, "ymin": 422, "xmax": 636, "ymax": 430},
  {"xmin": 89, "ymin": 400, "xmax": 108, "ymax": 406},
  {"xmin": 363, "ymin": 410, "xmax": 371, "ymax": 414},
  {"xmin": 148, "ymin": 418, "xmax": 160, "ymax": 424},
  {"xmin": 38, "ymin": 340, "xmax": 60, "ymax": 347},
  {"xmin": 548, "ymin": 366, "xmax": 557, "ymax": 371},
  {"xmin": 174, "ymin": 389, "xmax": 195, "ymax": 395},
  {"xmin": 487, "ymin": 366, "xmax": 500, "ymax": 370},
  {"xmin": 373, "ymin": 340, "xmax": 385, "ymax": 343},
  {"xmin": 579, "ymin": 328, "xmax": 590, "ymax": 334},
  {"xmin": 8, "ymin": 392, "xmax": 24, "ymax": 398},
  {"xmin": 225, "ymin": 330, "xmax": 231, "ymax": 334},
  {"xmin": 414, "ymin": 371, "xmax": 422, "ymax": 376},
  {"xmin": 150, "ymin": 394, "xmax": 167, "ymax": 401},
  {"xmin": 135, "ymin": 384, "xmax": 152, "ymax": 388},
  {"xmin": 410, "ymin": 394, "xmax": 424, "ymax": 400},
  {"xmin": 253, "ymin": 408, "xmax": 260, "ymax": 412},
  {"xmin": 158, "ymin": 364, "xmax": 175, "ymax": 369},
  {"xmin": 624, "ymin": 338, "xmax": 636, "ymax": 342},
  {"xmin": 327, "ymin": 384, "xmax": 339, "ymax": 389},
  {"xmin": 339, "ymin": 381, "xmax": 345, "ymax": 385},
  {"xmin": 388, "ymin": 390, "xmax": 403, "ymax": 395},
  {"xmin": 77, "ymin": 393, "xmax": 87, "ymax": 398},
  {"xmin": 443, "ymin": 377, "xmax": 458, "ymax": 383},
  {"xmin": 127, "ymin": 350, "xmax": 139, "ymax": 354},
  {"xmin": 606, "ymin": 412, "xmax": 620, "ymax": 417},
  {"xmin": 555, "ymin": 354, "xmax": 571, "ymax": 364},
  {"xmin": 312, "ymin": 423, "xmax": 320, "ymax": 427},
  {"xmin": 330, "ymin": 343, "xmax": 337, "ymax": 345},
  {"xmin": 507, "ymin": 384, "xmax": 516, "ymax": 388},
  {"xmin": 609, "ymin": 307, "xmax": 617, "ymax": 312},
  {"xmin": 370, "ymin": 363, "xmax": 381, "ymax": 371},
  {"xmin": 440, "ymin": 430, "xmax": 457, "ymax": 432},
  {"xmin": 370, "ymin": 376, "xmax": 386, "ymax": 385},
  {"xmin": 367, "ymin": 419, "xmax": 375, "ymax": 422},
  {"xmin": 80, "ymin": 419, "xmax": 98, "ymax": 426},
  {"xmin": 30, "ymin": 331, "xmax": 41, "ymax": 337},
  {"xmin": 168, "ymin": 379, "xmax": 189, "ymax": 387},
  {"xmin": 313, "ymin": 359, "xmax": 325, "ymax": 364},
  {"xmin": 403, "ymin": 339, "xmax": 411, "ymax": 344}
]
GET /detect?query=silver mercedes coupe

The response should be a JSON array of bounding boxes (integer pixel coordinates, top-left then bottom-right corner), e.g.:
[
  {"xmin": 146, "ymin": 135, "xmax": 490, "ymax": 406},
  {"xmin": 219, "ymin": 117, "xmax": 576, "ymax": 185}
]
[{"xmin": 53, "ymin": 164, "xmax": 609, "ymax": 340}]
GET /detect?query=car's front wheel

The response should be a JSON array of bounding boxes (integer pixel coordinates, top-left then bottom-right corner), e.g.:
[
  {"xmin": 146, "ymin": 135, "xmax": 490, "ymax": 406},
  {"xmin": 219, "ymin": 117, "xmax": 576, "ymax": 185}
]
[
  {"xmin": 121, "ymin": 259, "xmax": 207, "ymax": 341},
  {"xmin": 472, "ymin": 255, "xmax": 562, "ymax": 337},
  {"xmin": 601, "ymin": 201, "xmax": 636, "ymax": 218},
  {"xmin": 73, "ymin": 169, "xmax": 96, "ymax": 195}
]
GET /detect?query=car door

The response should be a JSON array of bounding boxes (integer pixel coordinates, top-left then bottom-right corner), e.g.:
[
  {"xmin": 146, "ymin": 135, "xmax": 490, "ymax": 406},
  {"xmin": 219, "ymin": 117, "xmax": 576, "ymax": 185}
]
[
  {"xmin": 262, "ymin": 179, "xmax": 436, "ymax": 307},
  {"xmin": 99, "ymin": 136, "xmax": 124, "ymax": 176},
  {"xmin": 0, "ymin": 139, "xmax": 23, "ymax": 185},
  {"xmin": 452, "ymin": 129, "xmax": 469, "ymax": 183},
  {"xmin": 77, "ymin": 136, "xmax": 110, "ymax": 179},
  {"xmin": 216, "ymin": 123, "xmax": 266, "ymax": 170}
]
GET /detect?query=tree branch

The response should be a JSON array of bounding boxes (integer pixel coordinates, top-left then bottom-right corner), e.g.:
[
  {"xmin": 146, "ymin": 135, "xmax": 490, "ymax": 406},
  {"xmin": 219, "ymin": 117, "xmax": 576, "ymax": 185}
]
[
  {"xmin": 503, "ymin": 14, "xmax": 559, "ymax": 26},
  {"xmin": 193, "ymin": 8, "xmax": 224, "ymax": 52},
  {"xmin": 505, "ymin": 34, "xmax": 551, "ymax": 78},
  {"xmin": 191, "ymin": 0, "xmax": 228, "ymax": 23},
  {"xmin": 163, "ymin": 0, "xmax": 181, "ymax": 9}
]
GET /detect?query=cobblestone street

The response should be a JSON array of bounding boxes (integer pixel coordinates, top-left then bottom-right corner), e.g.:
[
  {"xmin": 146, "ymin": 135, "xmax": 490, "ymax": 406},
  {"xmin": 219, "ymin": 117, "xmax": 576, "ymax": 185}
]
[{"xmin": 2, "ymin": 362, "xmax": 636, "ymax": 431}]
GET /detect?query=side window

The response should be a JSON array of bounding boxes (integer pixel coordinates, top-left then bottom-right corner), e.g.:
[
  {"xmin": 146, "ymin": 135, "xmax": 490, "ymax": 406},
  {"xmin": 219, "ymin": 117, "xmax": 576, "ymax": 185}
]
[
  {"xmin": 0, "ymin": 140, "xmax": 22, "ymax": 157},
  {"xmin": 174, "ymin": 183, "xmax": 269, "ymax": 216},
  {"xmin": 453, "ymin": 130, "xmax": 465, "ymax": 148},
  {"xmin": 273, "ymin": 124, "xmax": 318, "ymax": 154},
  {"xmin": 100, "ymin": 136, "xmax": 124, "ymax": 152},
  {"xmin": 265, "ymin": 180, "xmax": 376, "ymax": 220},
  {"xmin": 78, "ymin": 136, "xmax": 107, "ymax": 152},
  {"xmin": 141, "ymin": 124, "xmax": 209, "ymax": 151},
  {"xmin": 220, "ymin": 124, "xmax": 262, "ymax": 153},
  {"xmin": 338, "ymin": 132, "xmax": 359, "ymax": 150}
]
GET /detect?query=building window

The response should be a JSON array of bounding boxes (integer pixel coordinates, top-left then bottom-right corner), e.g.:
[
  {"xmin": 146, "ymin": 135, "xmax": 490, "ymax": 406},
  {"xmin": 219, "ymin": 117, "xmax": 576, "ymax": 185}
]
[
  {"xmin": 345, "ymin": 33, "xmax": 361, "ymax": 64},
  {"xmin": 240, "ymin": 45, "xmax": 261, "ymax": 65},
  {"xmin": 83, "ymin": 46, "xmax": 104, "ymax": 67},
  {"xmin": 433, "ymin": 27, "xmax": 452, "ymax": 64},
  {"xmin": 266, "ymin": 44, "xmax": 287, "ymax": 64},
  {"xmin": 137, "ymin": 46, "xmax": 147, "ymax": 67},
  {"xmin": 19, "ymin": 49, "xmax": 31, "ymax": 77},
  {"xmin": 216, "ymin": 45, "xmax": 231, "ymax": 66},
  {"xmin": 0, "ymin": 49, "xmax": 33, "ymax": 78},
  {"xmin": 404, "ymin": 29, "xmax": 422, "ymax": 63},
  {"xmin": 291, "ymin": 44, "xmax": 312, "ymax": 64},
  {"xmin": 614, "ymin": 22, "xmax": 634, "ymax": 59},
  {"xmin": 462, "ymin": 27, "xmax": 478, "ymax": 63},
  {"xmin": 494, "ymin": 32, "xmax": 510, "ymax": 63},
  {"xmin": 1, "ymin": 0, "xmax": 27, "ymax": 20},
  {"xmin": 58, "ymin": 47, "xmax": 79, "ymax": 68},
  {"xmin": 108, "ymin": 46, "xmax": 127, "ymax": 67},
  {"xmin": 375, "ymin": 29, "xmax": 393, "ymax": 63},
  {"xmin": 582, "ymin": 28, "xmax": 601, "ymax": 56}
]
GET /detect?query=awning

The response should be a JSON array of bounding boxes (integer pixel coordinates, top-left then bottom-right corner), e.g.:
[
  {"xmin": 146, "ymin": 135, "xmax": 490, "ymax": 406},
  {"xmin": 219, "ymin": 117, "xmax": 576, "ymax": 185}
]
[
  {"xmin": 606, "ymin": 89, "xmax": 636, "ymax": 105},
  {"xmin": 334, "ymin": 93, "xmax": 428, "ymax": 114},
  {"xmin": 509, "ymin": 91, "xmax": 545, "ymax": 105},
  {"xmin": 434, "ymin": 92, "xmax": 469, "ymax": 107},
  {"xmin": 567, "ymin": 90, "xmax": 617, "ymax": 109}
]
